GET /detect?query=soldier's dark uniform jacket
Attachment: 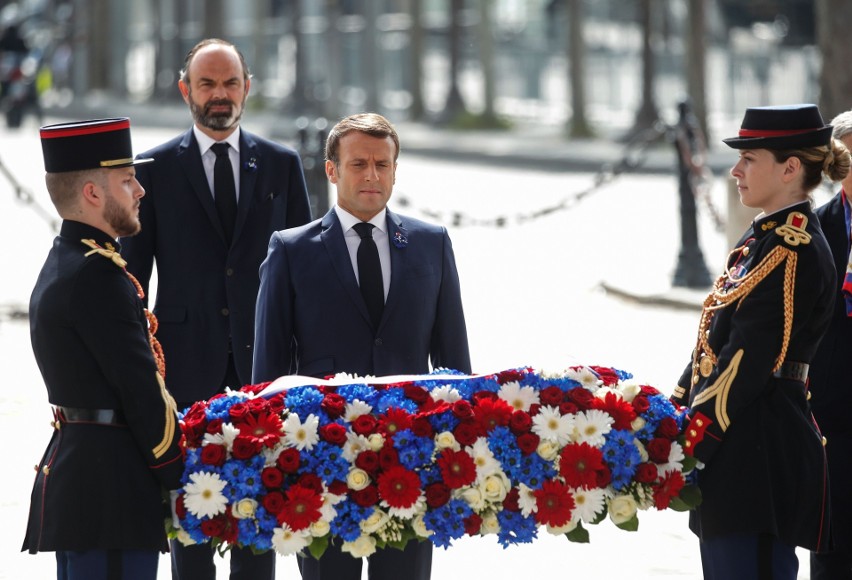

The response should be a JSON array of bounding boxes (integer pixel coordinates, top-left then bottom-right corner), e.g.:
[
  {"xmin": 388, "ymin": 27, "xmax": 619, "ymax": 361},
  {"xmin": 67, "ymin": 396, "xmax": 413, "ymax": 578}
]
[
  {"xmin": 22, "ymin": 220, "xmax": 184, "ymax": 553},
  {"xmin": 672, "ymin": 201, "xmax": 834, "ymax": 552}
]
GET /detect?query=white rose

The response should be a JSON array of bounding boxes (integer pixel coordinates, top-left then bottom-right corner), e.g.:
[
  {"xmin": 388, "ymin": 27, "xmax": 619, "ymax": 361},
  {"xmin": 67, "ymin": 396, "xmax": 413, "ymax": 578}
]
[
  {"xmin": 175, "ymin": 528, "xmax": 197, "ymax": 546},
  {"xmin": 360, "ymin": 508, "xmax": 389, "ymax": 534},
  {"xmin": 481, "ymin": 512, "xmax": 500, "ymax": 535},
  {"xmin": 546, "ymin": 519, "xmax": 578, "ymax": 535},
  {"xmin": 435, "ymin": 431, "xmax": 459, "ymax": 450},
  {"xmin": 635, "ymin": 440, "xmax": 649, "ymax": 462},
  {"xmin": 620, "ymin": 383, "xmax": 642, "ymax": 403},
  {"xmin": 231, "ymin": 498, "xmax": 257, "ymax": 519},
  {"xmin": 480, "ymin": 473, "xmax": 508, "ymax": 503},
  {"xmin": 609, "ymin": 495, "xmax": 638, "ymax": 525},
  {"xmin": 411, "ymin": 514, "xmax": 433, "ymax": 538},
  {"xmin": 368, "ymin": 433, "xmax": 385, "ymax": 451},
  {"xmin": 631, "ymin": 416, "xmax": 646, "ymax": 432},
  {"xmin": 537, "ymin": 439, "xmax": 559, "ymax": 461},
  {"xmin": 341, "ymin": 535, "xmax": 377, "ymax": 558},
  {"xmin": 310, "ymin": 519, "xmax": 330, "ymax": 537},
  {"xmin": 347, "ymin": 468, "xmax": 371, "ymax": 491},
  {"xmin": 459, "ymin": 486, "xmax": 486, "ymax": 510}
]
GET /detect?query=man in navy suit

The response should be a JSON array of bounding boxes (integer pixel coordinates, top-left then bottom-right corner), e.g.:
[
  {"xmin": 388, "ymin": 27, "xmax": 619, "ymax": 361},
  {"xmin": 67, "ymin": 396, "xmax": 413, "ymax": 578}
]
[
  {"xmin": 253, "ymin": 113, "xmax": 471, "ymax": 580},
  {"xmin": 120, "ymin": 38, "xmax": 311, "ymax": 580}
]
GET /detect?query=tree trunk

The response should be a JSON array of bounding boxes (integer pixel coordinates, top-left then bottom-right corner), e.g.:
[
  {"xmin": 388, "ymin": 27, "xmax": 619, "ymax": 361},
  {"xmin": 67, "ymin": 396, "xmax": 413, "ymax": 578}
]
[
  {"xmin": 477, "ymin": 0, "xmax": 497, "ymax": 123},
  {"xmin": 625, "ymin": 0, "xmax": 659, "ymax": 141},
  {"xmin": 408, "ymin": 0, "xmax": 426, "ymax": 120},
  {"xmin": 203, "ymin": 0, "xmax": 225, "ymax": 39},
  {"xmin": 567, "ymin": 0, "xmax": 592, "ymax": 137},
  {"xmin": 685, "ymin": 0, "xmax": 709, "ymax": 143},
  {"xmin": 439, "ymin": 0, "xmax": 467, "ymax": 123},
  {"xmin": 817, "ymin": 0, "xmax": 852, "ymax": 119}
]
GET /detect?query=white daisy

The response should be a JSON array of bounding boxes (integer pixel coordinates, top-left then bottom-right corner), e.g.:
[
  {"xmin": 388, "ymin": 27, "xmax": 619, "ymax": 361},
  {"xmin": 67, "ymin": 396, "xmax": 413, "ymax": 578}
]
[
  {"xmin": 564, "ymin": 367, "xmax": 600, "ymax": 389},
  {"xmin": 467, "ymin": 438, "xmax": 500, "ymax": 479},
  {"xmin": 498, "ymin": 381, "xmax": 540, "ymax": 412},
  {"xmin": 516, "ymin": 483, "xmax": 538, "ymax": 518},
  {"xmin": 344, "ymin": 399, "xmax": 373, "ymax": 422},
  {"xmin": 656, "ymin": 441, "xmax": 687, "ymax": 476},
  {"xmin": 531, "ymin": 405, "xmax": 574, "ymax": 446},
  {"xmin": 382, "ymin": 494, "xmax": 426, "ymax": 520},
  {"xmin": 283, "ymin": 413, "xmax": 319, "ymax": 450},
  {"xmin": 271, "ymin": 524, "xmax": 310, "ymax": 556},
  {"xmin": 202, "ymin": 422, "xmax": 240, "ymax": 450},
  {"xmin": 183, "ymin": 471, "xmax": 228, "ymax": 519},
  {"xmin": 571, "ymin": 487, "xmax": 608, "ymax": 523},
  {"xmin": 342, "ymin": 432, "xmax": 372, "ymax": 462},
  {"xmin": 430, "ymin": 384, "xmax": 462, "ymax": 403},
  {"xmin": 572, "ymin": 409, "xmax": 613, "ymax": 448}
]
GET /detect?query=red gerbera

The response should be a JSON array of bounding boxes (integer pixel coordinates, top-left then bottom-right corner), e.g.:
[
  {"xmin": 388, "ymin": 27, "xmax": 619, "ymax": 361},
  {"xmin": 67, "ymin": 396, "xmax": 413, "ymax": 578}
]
[
  {"xmin": 559, "ymin": 442, "xmax": 607, "ymax": 490},
  {"xmin": 277, "ymin": 484, "xmax": 323, "ymax": 531},
  {"xmin": 237, "ymin": 411, "xmax": 284, "ymax": 449},
  {"xmin": 592, "ymin": 391, "xmax": 637, "ymax": 430},
  {"xmin": 378, "ymin": 408, "xmax": 412, "ymax": 438},
  {"xmin": 436, "ymin": 449, "xmax": 477, "ymax": 489},
  {"xmin": 473, "ymin": 397, "xmax": 513, "ymax": 433},
  {"xmin": 534, "ymin": 480, "xmax": 575, "ymax": 527},
  {"xmin": 653, "ymin": 470, "xmax": 686, "ymax": 510},
  {"xmin": 377, "ymin": 465, "xmax": 422, "ymax": 508}
]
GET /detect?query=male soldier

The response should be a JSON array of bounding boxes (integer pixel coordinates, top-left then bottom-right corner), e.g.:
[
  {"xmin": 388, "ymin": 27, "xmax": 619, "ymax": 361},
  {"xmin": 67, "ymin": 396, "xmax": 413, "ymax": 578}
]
[{"xmin": 23, "ymin": 117, "xmax": 184, "ymax": 580}]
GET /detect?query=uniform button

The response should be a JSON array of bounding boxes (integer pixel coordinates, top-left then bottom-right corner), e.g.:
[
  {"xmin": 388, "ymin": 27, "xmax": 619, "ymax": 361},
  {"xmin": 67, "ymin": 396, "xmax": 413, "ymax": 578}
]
[
  {"xmin": 42, "ymin": 465, "xmax": 50, "ymax": 475},
  {"xmin": 226, "ymin": 268, "xmax": 234, "ymax": 276},
  {"xmin": 245, "ymin": 344, "xmax": 252, "ymax": 350},
  {"xmin": 221, "ymin": 308, "xmax": 230, "ymax": 316},
  {"xmin": 742, "ymin": 247, "xmax": 750, "ymax": 256},
  {"xmin": 374, "ymin": 338, "xmax": 383, "ymax": 346}
]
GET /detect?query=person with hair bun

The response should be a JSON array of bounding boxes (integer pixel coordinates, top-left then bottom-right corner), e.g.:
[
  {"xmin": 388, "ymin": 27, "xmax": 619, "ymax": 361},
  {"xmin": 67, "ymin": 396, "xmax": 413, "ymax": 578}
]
[
  {"xmin": 671, "ymin": 104, "xmax": 851, "ymax": 580},
  {"xmin": 808, "ymin": 109, "xmax": 852, "ymax": 580}
]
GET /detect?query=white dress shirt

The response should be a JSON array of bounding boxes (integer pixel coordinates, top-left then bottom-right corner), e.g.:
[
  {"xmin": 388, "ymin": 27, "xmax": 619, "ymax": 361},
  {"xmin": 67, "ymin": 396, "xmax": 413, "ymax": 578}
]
[
  {"xmin": 193, "ymin": 125, "xmax": 242, "ymax": 202},
  {"xmin": 335, "ymin": 206, "xmax": 391, "ymax": 299}
]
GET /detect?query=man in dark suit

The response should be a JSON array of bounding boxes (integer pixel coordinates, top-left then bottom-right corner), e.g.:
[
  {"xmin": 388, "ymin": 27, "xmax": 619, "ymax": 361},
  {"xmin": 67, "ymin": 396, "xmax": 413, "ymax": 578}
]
[
  {"xmin": 809, "ymin": 110, "xmax": 852, "ymax": 579},
  {"xmin": 24, "ymin": 118, "xmax": 184, "ymax": 580},
  {"xmin": 253, "ymin": 113, "xmax": 471, "ymax": 580},
  {"xmin": 120, "ymin": 38, "xmax": 311, "ymax": 580}
]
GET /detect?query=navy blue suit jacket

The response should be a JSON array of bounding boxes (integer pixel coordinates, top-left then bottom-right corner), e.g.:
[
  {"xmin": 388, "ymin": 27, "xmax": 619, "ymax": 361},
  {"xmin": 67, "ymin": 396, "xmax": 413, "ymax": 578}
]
[
  {"xmin": 252, "ymin": 208, "xmax": 471, "ymax": 383},
  {"xmin": 122, "ymin": 128, "xmax": 311, "ymax": 403}
]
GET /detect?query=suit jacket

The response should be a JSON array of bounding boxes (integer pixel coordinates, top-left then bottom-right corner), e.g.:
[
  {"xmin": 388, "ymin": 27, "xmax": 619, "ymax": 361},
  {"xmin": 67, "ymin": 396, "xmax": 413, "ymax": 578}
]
[
  {"xmin": 672, "ymin": 202, "xmax": 834, "ymax": 551},
  {"xmin": 23, "ymin": 221, "xmax": 183, "ymax": 553},
  {"xmin": 252, "ymin": 208, "xmax": 471, "ymax": 383},
  {"xmin": 121, "ymin": 127, "xmax": 311, "ymax": 403}
]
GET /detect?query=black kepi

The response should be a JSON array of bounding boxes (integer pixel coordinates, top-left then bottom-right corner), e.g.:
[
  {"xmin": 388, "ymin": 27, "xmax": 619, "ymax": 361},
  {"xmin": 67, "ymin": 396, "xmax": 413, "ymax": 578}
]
[
  {"xmin": 40, "ymin": 117, "xmax": 153, "ymax": 173},
  {"xmin": 723, "ymin": 104, "xmax": 833, "ymax": 150}
]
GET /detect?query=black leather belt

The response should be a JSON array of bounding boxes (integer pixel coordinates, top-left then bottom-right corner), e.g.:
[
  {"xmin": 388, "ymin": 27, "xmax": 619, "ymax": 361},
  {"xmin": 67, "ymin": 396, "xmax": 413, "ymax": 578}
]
[
  {"xmin": 772, "ymin": 361, "xmax": 809, "ymax": 383},
  {"xmin": 56, "ymin": 406, "xmax": 127, "ymax": 425}
]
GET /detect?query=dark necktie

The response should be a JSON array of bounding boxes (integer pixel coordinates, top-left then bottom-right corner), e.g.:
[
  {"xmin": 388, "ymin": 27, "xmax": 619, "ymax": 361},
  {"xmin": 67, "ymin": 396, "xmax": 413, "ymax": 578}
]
[
  {"xmin": 211, "ymin": 142, "xmax": 237, "ymax": 243},
  {"xmin": 353, "ymin": 222, "xmax": 384, "ymax": 329}
]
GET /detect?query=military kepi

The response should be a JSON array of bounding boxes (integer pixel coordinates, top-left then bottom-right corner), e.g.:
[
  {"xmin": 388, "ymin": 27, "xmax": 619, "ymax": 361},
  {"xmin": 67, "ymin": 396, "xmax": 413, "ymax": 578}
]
[
  {"xmin": 723, "ymin": 104, "xmax": 833, "ymax": 150},
  {"xmin": 40, "ymin": 117, "xmax": 153, "ymax": 173}
]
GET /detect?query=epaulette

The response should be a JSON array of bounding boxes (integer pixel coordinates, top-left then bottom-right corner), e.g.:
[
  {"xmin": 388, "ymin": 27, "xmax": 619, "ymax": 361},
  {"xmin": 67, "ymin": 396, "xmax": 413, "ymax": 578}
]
[
  {"xmin": 774, "ymin": 212, "xmax": 811, "ymax": 247},
  {"xmin": 80, "ymin": 238, "xmax": 127, "ymax": 268}
]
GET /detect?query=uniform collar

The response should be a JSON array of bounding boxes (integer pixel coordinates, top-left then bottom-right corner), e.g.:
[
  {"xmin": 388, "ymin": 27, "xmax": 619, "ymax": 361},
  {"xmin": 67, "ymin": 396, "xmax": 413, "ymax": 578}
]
[
  {"xmin": 60, "ymin": 220, "xmax": 122, "ymax": 252},
  {"xmin": 752, "ymin": 201, "xmax": 811, "ymax": 238}
]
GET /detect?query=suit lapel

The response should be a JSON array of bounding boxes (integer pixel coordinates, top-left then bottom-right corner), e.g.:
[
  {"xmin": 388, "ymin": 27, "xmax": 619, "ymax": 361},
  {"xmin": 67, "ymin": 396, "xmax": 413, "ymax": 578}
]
[
  {"xmin": 178, "ymin": 130, "xmax": 228, "ymax": 243},
  {"xmin": 382, "ymin": 210, "xmax": 407, "ymax": 326},
  {"xmin": 321, "ymin": 210, "xmax": 373, "ymax": 325},
  {"xmin": 232, "ymin": 131, "xmax": 259, "ymax": 244}
]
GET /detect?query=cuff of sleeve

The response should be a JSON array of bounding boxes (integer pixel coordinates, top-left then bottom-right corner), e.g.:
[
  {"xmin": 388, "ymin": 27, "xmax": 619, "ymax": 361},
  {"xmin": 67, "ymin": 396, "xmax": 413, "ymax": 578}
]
[{"xmin": 683, "ymin": 411, "xmax": 721, "ymax": 463}]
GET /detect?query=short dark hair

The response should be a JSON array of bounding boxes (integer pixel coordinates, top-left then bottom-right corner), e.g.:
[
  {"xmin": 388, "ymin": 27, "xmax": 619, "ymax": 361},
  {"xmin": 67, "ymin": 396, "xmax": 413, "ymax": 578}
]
[
  {"xmin": 325, "ymin": 113, "xmax": 400, "ymax": 164},
  {"xmin": 179, "ymin": 38, "xmax": 250, "ymax": 85}
]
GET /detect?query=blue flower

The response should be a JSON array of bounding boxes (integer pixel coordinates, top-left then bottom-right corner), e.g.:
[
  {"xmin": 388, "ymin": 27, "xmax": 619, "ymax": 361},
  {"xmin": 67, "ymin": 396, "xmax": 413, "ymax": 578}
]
[
  {"xmin": 285, "ymin": 386, "xmax": 324, "ymax": 416},
  {"xmin": 423, "ymin": 499, "xmax": 471, "ymax": 548},
  {"xmin": 303, "ymin": 441, "xmax": 350, "ymax": 483},
  {"xmin": 497, "ymin": 511, "xmax": 538, "ymax": 546},
  {"xmin": 330, "ymin": 500, "xmax": 371, "ymax": 542},
  {"xmin": 394, "ymin": 429, "xmax": 435, "ymax": 470}
]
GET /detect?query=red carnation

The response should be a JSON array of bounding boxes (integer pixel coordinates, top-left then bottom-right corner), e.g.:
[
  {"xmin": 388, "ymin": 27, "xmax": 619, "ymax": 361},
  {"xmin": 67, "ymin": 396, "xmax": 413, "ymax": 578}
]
[
  {"xmin": 653, "ymin": 470, "xmax": 686, "ymax": 510},
  {"xmin": 355, "ymin": 450, "xmax": 380, "ymax": 475},
  {"xmin": 276, "ymin": 448, "xmax": 301, "ymax": 473},
  {"xmin": 261, "ymin": 466, "xmax": 284, "ymax": 489},
  {"xmin": 559, "ymin": 442, "xmax": 607, "ymax": 490},
  {"xmin": 473, "ymin": 397, "xmax": 513, "ymax": 433},
  {"xmin": 278, "ymin": 484, "xmax": 323, "ymax": 531},
  {"xmin": 319, "ymin": 423, "xmax": 347, "ymax": 446},
  {"xmin": 262, "ymin": 491, "xmax": 285, "ymax": 515},
  {"xmin": 425, "ymin": 482, "xmax": 451, "ymax": 508},
  {"xmin": 516, "ymin": 432, "xmax": 540, "ymax": 456},
  {"xmin": 377, "ymin": 466, "xmax": 422, "ymax": 508},
  {"xmin": 647, "ymin": 438, "xmax": 672, "ymax": 464},
  {"xmin": 635, "ymin": 462, "xmax": 658, "ymax": 484},
  {"xmin": 437, "ymin": 449, "xmax": 477, "ymax": 489},
  {"xmin": 452, "ymin": 400, "xmax": 474, "ymax": 419},
  {"xmin": 321, "ymin": 393, "xmax": 346, "ymax": 418},
  {"xmin": 453, "ymin": 420, "xmax": 479, "ymax": 446},
  {"xmin": 200, "ymin": 443, "xmax": 227, "ymax": 467},
  {"xmin": 352, "ymin": 414, "xmax": 378, "ymax": 436},
  {"xmin": 540, "ymin": 386, "xmax": 564, "ymax": 406},
  {"xmin": 509, "ymin": 410, "xmax": 532, "ymax": 434},
  {"xmin": 534, "ymin": 480, "xmax": 575, "ymax": 527},
  {"xmin": 351, "ymin": 484, "xmax": 379, "ymax": 507},
  {"xmin": 592, "ymin": 391, "xmax": 637, "ymax": 430},
  {"xmin": 656, "ymin": 417, "xmax": 680, "ymax": 439},
  {"xmin": 379, "ymin": 408, "xmax": 412, "ymax": 438},
  {"xmin": 231, "ymin": 434, "xmax": 262, "ymax": 460}
]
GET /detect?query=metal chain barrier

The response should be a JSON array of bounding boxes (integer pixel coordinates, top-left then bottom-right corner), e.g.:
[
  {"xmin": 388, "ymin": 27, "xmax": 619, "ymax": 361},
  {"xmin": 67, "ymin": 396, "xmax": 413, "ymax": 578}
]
[{"xmin": 0, "ymin": 154, "xmax": 59, "ymax": 232}]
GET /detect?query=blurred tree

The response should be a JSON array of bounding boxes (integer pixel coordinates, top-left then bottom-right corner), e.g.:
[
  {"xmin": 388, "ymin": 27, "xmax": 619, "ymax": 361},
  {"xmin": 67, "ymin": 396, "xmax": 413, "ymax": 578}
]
[
  {"xmin": 816, "ymin": 0, "xmax": 852, "ymax": 118},
  {"xmin": 566, "ymin": 0, "xmax": 591, "ymax": 137},
  {"xmin": 204, "ymin": 0, "xmax": 225, "ymax": 39},
  {"xmin": 88, "ymin": 0, "xmax": 110, "ymax": 91},
  {"xmin": 685, "ymin": 0, "xmax": 709, "ymax": 141},
  {"xmin": 438, "ymin": 0, "xmax": 467, "ymax": 123},
  {"xmin": 624, "ymin": 0, "xmax": 660, "ymax": 141},
  {"xmin": 408, "ymin": 0, "xmax": 426, "ymax": 120},
  {"xmin": 476, "ymin": 0, "xmax": 497, "ymax": 125}
]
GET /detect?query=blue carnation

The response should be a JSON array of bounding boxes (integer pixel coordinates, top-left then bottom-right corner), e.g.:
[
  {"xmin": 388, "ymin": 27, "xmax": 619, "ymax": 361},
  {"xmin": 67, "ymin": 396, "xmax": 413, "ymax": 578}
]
[
  {"xmin": 497, "ymin": 510, "xmax": 538, "ymax": 547},
  {"xmin": 423, "ymin": 499, "xmax": 471, "ymax": 548},
  {"xmin": 285, "ymin": 386, "xmax": 324, "ymax": 416},
  {"xmin": 303, "ymin": 441, "xmax": 350, "ymax": 483},
  {"xmin": 330, "ymin": 500, "xmax": 371, "ymax": 542},
  {"xmin": 394, "ymin": 429, "xmax": 435, "ymax": 470},
  {"xmin": 336, "ymin": 384, "xmax": 379, "ymax": 406}
]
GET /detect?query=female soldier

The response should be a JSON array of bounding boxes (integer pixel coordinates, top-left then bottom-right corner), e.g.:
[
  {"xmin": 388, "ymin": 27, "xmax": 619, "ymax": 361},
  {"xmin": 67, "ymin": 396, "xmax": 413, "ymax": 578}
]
[{"xmin": 671, "ymin": 104, "xmax": 851, "ymax": 580}]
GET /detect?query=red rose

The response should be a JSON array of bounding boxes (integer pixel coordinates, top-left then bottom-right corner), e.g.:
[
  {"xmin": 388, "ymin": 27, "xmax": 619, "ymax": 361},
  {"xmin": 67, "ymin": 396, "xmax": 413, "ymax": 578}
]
[
  {"xmin": 464, "ymin": 513, "xmax": 483, "ymax": 535},
  {"xmin": 379, "ymin": 445, "xmax": 400, "ymax": 471},
  {"xmin": 567, "ymin": 387, "xmax": 595, "ymax": 409},
  {"xmin": 319, "ymin": 423, "xmax": 347, "ymax": 446},
  {"xmin": 228, "ymin": 402, "xmax": 250, "ymax": 423},
  {"xmin": 267, "ymin": 394, "xmax": 285, "ymax": 415},
  {"xmin": 509, "ymin": 410, "xmax": 532, "ymax": 434},
  {"xmin": 635, "ymin": 462, "xmax": 658, "ymax": 484},
  {"xmin": 200, "ymin": 443, "xmax": 227, "ymax": 466},
  {"xmin": 328, "ymin": 480, "xmax": 349, "ymax": 495},
  {"xmin": 231, "ymin": 434, "xmax": 261, "ymax": 460},
  {"xmin": 516, "ymin": 432, "xmax": 540, "ymax": 456},
  {"xmin": 656, "ymin": 417, "xmax": 680, "ymax": 439},
  {"xmin": 247, "ymin": 397, "xmax": 269, "ymax": 413},
  {"xmin": 355, "ymin": 450, "xmax": 380, "ymax": 474},
  {"xmin": 632, "ymin": 395, "xmax": 650, "ymax": 414},
  {"xmin": 590, "ymin": 366, "xmax": 619, "ymax": 386},
  {"xmin": 298, "ymin": 473, "xmax": 324, "ymax": 494},
  {"xmin": 558, "ymin": 401, "xmax": 579, "ymax": 416},
  {"xmin": 205, "ymin": 418, "xmax": 224, "ymax": 435},
  {"xmin": 595, "ymin": 467, "xmax": 612, "ymax": 488},
  {"xmin": 540, "ymin": 386, "xmax": 563, "ymax": 406},
  {"xmin": 261, "ymin": 466, "xmax": 284, "ymax": 489},
  {"xmin": 452, "ymin": 400, "xmax": 474, "ymax": 419},
  {"xmin": 528, "ymin": 403, "xmax": 541, "ymax": 416},
  {"xmin": 351, "ymin": 484, "xmax": 379, "ymax": 507},
  {"xmin": 412, "ymin": 417, "xmax": 434, "ymax": 438},
  {"xmin": 503, "ymin": 487, "xmax": 521, "ymax": 512},
  {"xmin": 352, "ymin": 414, "xmax": 378, "ymax": 436},
  {"xmin": 425, "ymin": 482, "xmax": 451, "ymax": 508},
  {"xmin": 453, "ymin": 420, "xmax": 479, "ymax": 446},
  {"xmin": 472, "ymin": 391, "xmax": 498, "ymax": 404},
  {"xmin": 321, "ymin": 393, "xmax": 346, "ymax": 419},
  {"xmin": 647, "ymin": 438, "xmax": 672, "ymax": 464},
  {"xmin": 641, "ymin": 385, "xmax": 662, "ymax": 396},
  {"xmin": 496, "ymin": 369, "xmax": 528, "ymax": 384},
  {"xmin": 175, "ymin": 494, "xmax": 187, "ymax": 519},
  {"xmin": 276, "ymin": 448, "xmax": 301, "ymax": 473},
  {"xmin": 201, "ymin": 516, "xmax": 226, "ymax": 538},
  {"xmin": 404, "ymin": 385, "xmax": 430, "ymax": 404},
  {"xmin": 262, "ymin": 491, "xmax": 285, "ymax": 514}
]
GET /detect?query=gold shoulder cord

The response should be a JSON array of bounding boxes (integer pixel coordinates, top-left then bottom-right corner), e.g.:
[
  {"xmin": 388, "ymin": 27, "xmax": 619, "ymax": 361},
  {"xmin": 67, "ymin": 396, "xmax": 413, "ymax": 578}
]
[{"xmin": 691, "ymin": 244, "xmax": 797, "ymax": 383}]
